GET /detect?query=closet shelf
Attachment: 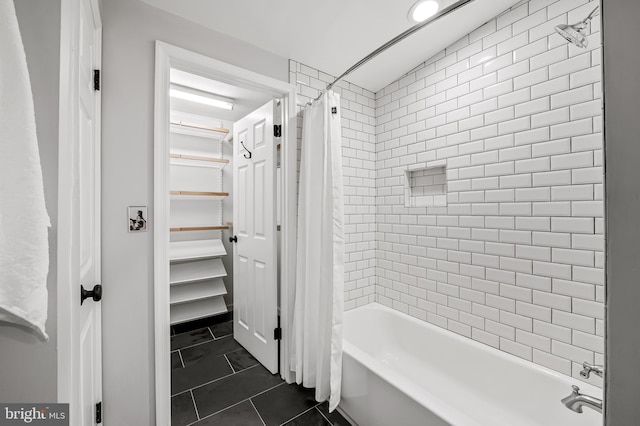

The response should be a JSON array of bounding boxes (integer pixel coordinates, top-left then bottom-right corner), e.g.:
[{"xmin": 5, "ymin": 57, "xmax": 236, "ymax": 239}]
[
  {"xmin": 170, "ymin": 225, "xmax": 230, "ymax": 232},
  {"xmin": 170, "ymin": 120, "xmax": 229, "ymax": 134},
  {"xmin": 170, "ymin": 191, "xmax": 229, "ymax": 200},
  {"xmin": 170, "ymin": 153, "xmax": 228, "ymax": 163},
  {"xmin": 170, "ymin": 278, "xmax": 227, "ymax": 305},
  {"xmin": 170, "ymin": 153, "xmax": 228, "ymax": 169},
  {"xmin": 170, "ymin": 297, "xmax": 228, "ymax": 325},
  {"xmin": 170, "ymin": 239, "xmax": 227, "ymax": 262},
  {"xmin": 170, "ymin": 258, "xmax": 227, "ymax": 285}
]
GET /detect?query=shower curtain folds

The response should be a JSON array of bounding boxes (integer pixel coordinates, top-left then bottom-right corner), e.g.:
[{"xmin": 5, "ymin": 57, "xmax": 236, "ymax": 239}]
[{"xmin": 290, "ymin": 90, "xmax": 345, "ymax": 411}]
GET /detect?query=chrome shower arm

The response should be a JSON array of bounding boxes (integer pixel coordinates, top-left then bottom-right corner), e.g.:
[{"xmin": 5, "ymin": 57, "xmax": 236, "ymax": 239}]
[{"xmin": 586, "ymin": 6, "xmax": 600, "ymax": 21}]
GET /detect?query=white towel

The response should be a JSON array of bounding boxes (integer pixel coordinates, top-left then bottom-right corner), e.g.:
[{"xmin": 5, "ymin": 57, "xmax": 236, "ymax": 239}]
[{"xmin": 0, "ymin": 0, "xmax": 51, "ymax": 340}]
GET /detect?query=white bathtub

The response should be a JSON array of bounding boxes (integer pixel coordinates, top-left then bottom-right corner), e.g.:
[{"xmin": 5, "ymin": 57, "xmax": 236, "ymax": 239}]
[{"xmin": 338, "ymin": 303, "xmax": 602, "ymax": 426}]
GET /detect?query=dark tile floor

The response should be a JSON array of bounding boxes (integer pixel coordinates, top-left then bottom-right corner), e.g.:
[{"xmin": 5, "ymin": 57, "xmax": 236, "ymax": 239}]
[{"xmin": 171, "ymin": 319, "xmax": 352, "ymax": 426}]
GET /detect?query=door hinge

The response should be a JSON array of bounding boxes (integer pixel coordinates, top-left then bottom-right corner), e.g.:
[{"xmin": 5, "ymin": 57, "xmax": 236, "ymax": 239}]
[
  {"xmin": 94, "ymin": 69, "xmax": 100, "ymax": 91},
  {"xmin": 273, "ymin": 124, "xmax": 282, "ymax": 138},
  {"xmin": 273, "ymin": 327, "xmax": 282, "ymax": 340},
  {"xmin": 95, "ymin": 401, "xmax": 102, "ymax": 424}
]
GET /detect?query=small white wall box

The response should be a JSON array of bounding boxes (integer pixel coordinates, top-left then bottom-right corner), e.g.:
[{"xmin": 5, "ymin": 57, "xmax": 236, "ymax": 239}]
[
  {"xmin": 128, "ymin": 206, "xmax": 148, "ymax": 232},
  {"xmin": 405, "ymin": 162, "xmax": 447, "ymax": 207}
]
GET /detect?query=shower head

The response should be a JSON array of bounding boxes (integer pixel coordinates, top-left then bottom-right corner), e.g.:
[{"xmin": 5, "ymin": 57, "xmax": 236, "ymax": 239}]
[{"xmin": 555, "ymin": 5, "xmax": 599, "ymax": 49}]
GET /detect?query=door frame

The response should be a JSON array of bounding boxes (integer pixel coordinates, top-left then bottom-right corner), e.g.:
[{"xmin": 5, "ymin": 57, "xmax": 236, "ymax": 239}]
[
  {"xmin": 57, "ymin": 0, "xmax": 102, "ymax": 415},
  {"xmin": 153, "ymin": 41, "xmax": 298, "ymax": 425}
]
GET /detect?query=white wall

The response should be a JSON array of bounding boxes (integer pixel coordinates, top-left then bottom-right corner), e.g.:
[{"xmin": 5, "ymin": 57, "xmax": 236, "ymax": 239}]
[
  {"xmin": 375, "ymin": 0, "xmax": 604, "ymax": 386},
  {"xmin": 100, "ymin": 0, "xmax": 288, "ymax": 423},
  {"xmin": 289, "ymin": 60, "xmax": 377, "ymax": 309},
  {"xmin": 0, "ymin": 0, "xmax": 60, "ymax": 403}
]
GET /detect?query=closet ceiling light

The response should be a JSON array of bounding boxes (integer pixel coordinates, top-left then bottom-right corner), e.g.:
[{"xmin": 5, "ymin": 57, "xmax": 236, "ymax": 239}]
[
  {"xmin": 408, "ymin": 0, "xmax": 441, "ymax": 23},
  {"xmin": 170, "ymin": 84, "xmax": 234, "ymax": 110}
]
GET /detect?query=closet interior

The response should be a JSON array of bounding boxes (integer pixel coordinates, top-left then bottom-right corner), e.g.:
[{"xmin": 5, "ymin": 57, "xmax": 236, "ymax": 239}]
[
  {"xmin": 166, "ymin": 68, "xmax": 274, "ymax": 326},
  {"xmin": 168, "ymin": 119, "xmax": 230, "ymax": 322}
]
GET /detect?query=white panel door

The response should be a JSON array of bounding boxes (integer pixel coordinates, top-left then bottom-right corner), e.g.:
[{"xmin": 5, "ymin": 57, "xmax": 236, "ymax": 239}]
[
  {"xmin": 233, "ymin": 101, "xmax": 278, "ymax": 373},
  {"xmin": 59, "ymin": 0, "xmax": 102, "ymax": 424}
]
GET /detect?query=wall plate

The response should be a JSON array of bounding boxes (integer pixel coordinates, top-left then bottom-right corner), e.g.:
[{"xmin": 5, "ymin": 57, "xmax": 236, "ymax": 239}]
[{"xmin": 128, "ymin": 206, "xmax": 148, "ymax": 232}]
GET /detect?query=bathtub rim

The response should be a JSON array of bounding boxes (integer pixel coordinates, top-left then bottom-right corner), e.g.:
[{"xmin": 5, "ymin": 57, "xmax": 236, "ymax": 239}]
[{"xmin": 341, "ymin": 302, "xmax": 602, "ymax": 426}]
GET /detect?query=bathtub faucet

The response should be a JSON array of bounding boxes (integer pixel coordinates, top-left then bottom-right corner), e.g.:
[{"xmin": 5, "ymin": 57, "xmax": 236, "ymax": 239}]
[
  {"xmin": 580, "ymin": 362, "xmax": 604, "ymax": 379},
  {"xmin": 561, "ymin": 385, "xmax": 602, "ymax": 414}
]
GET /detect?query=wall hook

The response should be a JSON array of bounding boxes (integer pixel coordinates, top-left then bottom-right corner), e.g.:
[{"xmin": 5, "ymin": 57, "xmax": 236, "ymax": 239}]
[{"xmin": 240, "ymin": 140, "xmax": 252, "ymax": 159}]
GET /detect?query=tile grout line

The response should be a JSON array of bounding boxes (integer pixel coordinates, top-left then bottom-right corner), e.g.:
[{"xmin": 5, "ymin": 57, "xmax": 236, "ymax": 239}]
[
  {"xmin": 174, "ymin": 338, "xmax": 215, "ymax": 352},
  {"xmin": 173, "ymin": 317, "xmax": 232, "ymax": 336},
  {"xmin": 214, "ymin": 332, "xmax": 232, "ymax": 341},
  {"xmin": 189, "ymin": 389, "xmax": 200, "ymax": 421},
  {"xmin": 249, "ymin": 399, "xmax": 267, "ymax": 426},
  {"xmin": 174, "ymin": 333, "xmax": 234, "ymax": 352},
  {"xmin": 207, "ymin": 327, "xmax": 216, "ymax": 340},
  {"xmin": 315, "ymin": 404, "xmax": 334, "ymax": 425},
  {"xmin": 278, "ymin": 405, "xmax": 318, "ymax": 426},
  {"xmin": 171, "ymin": 388, "xmax": 192, "ymax": 399},
  {"xmin": 208, "ymin": 323, "xmax": 234, "ymax": 341},
  {"xmin": 184, "ymin": 382, "xmax": 286, "ymax": 426},
  {"xmin": 171, "ymin": 368, "xmax": 247, "ymax": 398},
  {"xmin": 223, "ymin": 353, "xmax": 236, "ymax": 374},
  {"xmin": 171, "ymin": 363, "xmax": 264, "ymax": 398},
  {"xmin": 178, "ymin": 350, "xmax": 185, "ymax": 368},
  {"xmin": 170, "ymin": 366, "xmax": 243, "ymax": 398}
]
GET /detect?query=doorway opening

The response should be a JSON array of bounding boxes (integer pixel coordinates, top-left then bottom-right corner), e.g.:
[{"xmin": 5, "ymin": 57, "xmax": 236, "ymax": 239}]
[{"xmin": 154, "ymin": 42, "xmax": 298, "ymax": 425}]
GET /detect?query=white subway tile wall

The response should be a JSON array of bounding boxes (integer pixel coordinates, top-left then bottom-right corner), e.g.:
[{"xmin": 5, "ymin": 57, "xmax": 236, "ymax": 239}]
[
  {"xmin": 376, "ymin": 0, "xmax": 602, "ymax": 386},
  {"xmin": 290, "ymin": 60, "xmax": 377, "ymax": 310},
  {"xmin": 291, "ymin": 0, "xmax": 603, "ymax": 387}
]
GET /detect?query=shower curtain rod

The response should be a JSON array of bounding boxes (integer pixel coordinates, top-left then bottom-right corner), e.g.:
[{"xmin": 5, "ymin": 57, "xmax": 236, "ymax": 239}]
[{"xmin": 311, "ymin": 0, "xmax": 476, "ymax": 104}]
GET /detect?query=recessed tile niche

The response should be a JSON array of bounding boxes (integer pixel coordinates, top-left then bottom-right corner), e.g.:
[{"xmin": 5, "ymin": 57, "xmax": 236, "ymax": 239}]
[{"xmin": 405, "ymin": 162, "xmax": 447, "ymax": 208}]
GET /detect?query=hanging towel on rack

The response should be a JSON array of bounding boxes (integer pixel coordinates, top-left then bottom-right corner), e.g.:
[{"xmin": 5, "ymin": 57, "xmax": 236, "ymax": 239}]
[{"xmin": 0, "ymin": 0, "xmax": 51, "ymax": 340}]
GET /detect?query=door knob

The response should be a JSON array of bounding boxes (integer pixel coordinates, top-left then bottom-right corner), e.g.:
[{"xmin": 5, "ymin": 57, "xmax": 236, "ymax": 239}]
[
  {"xmin": 81, "ymin": 284, "xmax": 102, "ymax": 305},
  {"xmin": 229, "ymin": 235, "xmax": 238, "ymax": 243}
]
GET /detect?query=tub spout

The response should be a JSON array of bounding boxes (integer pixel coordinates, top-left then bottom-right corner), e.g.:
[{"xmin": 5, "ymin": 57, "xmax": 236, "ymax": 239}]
[{"xmin": 561, "ymin": 385, "xmax": 602, "ymax": 414}]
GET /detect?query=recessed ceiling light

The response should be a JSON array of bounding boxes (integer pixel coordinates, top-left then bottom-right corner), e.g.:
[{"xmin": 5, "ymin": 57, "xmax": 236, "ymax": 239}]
[
  {"xmin": 408, "ymin": 0, "xmax": 441, "ymax": 24},
  {"xmin": 170, "ymin": 84, "xmax": 234, "ymax": 110}
]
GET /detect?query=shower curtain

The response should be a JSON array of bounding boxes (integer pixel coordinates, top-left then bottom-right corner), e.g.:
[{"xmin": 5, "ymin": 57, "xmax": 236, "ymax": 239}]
[{"xmin": 291, "ymin": 90, "xmax": 344, "ymax": 411}]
